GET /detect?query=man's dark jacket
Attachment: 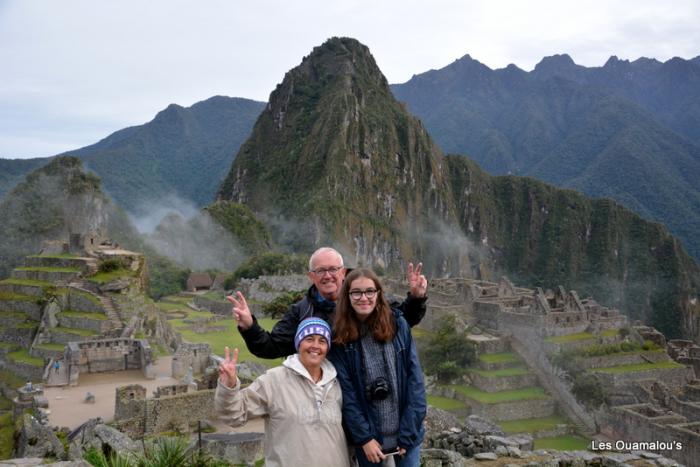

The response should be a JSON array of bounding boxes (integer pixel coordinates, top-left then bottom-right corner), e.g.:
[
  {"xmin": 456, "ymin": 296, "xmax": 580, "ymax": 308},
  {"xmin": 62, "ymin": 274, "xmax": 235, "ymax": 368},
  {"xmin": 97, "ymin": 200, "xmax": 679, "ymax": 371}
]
[{"xmin": 240, "ymin": 285, "xmax": 427, "ymax": 359}]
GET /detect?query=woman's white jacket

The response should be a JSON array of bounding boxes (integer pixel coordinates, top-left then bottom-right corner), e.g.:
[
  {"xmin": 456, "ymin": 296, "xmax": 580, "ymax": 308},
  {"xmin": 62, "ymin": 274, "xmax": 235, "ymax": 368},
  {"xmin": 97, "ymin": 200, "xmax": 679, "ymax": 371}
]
[{"xmin": 215, "ymin": 354, "xmax": 351, "ymax": 467}]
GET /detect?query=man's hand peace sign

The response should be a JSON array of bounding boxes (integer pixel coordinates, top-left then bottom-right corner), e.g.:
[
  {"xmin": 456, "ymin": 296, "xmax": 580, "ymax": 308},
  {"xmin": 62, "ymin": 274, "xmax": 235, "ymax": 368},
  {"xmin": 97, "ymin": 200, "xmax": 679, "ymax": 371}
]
[{"xmin": 219, "ymin": 346, "xmax": 239, "ymax": 388}]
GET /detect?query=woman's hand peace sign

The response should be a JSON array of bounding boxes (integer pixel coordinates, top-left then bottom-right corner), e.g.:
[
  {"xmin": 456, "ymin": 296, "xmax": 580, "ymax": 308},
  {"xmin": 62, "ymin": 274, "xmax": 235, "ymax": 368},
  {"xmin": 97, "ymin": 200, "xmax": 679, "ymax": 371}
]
[
  {"xmin": 227, "ymin": 292, "xmax": 254, "ymax": 330},
  {"xmin": 219, "ymin": 346, "xmax": 239, "ymax": 388}
]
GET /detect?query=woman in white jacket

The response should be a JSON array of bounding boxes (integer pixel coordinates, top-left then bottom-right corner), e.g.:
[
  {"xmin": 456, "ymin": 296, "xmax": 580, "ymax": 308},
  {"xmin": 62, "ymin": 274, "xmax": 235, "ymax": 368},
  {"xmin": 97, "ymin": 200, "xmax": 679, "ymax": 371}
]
[{"xmin": 215, "ymin": 317, "xmax": 351, "ymax": 467}]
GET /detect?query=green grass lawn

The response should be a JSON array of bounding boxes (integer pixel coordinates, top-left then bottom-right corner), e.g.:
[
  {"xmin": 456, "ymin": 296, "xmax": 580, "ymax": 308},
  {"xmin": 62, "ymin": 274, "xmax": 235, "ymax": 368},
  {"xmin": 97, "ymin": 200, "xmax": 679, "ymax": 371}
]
[
  {"xmin": 545, "ymin": 332, "xmax": 595, "ymax": 344},
  {"xmin": 534, "ymin": 435, "xmax": 590, "ymax": 451},
  {"xmin": 600, "ymin": 329, "xmax": 620, "ymax": 338},
  {"xmin": 57, "ymin": 310, "xmax": 108, "ymax": 320},
  {"xmin": 172, "ymin": 311, "xmax": 281, "ymax": 367},
  {"xmin": 34, "ymin": 343, "xmax": 66, "ymax": 351},
  {"xmin": 8, "ymin": 349, "xmax": 44, "ymax": 367},
  {"xmin": 16, "ymin": 322, "xmax": 38, "ymax": 330},
  {"xmin": 593, "ymin": 361, "xmax": 685, "ymax": 374},
  {"xmin": 162, "ymin": 295, "xmax": 194, "ymax": 304},
  {"xmin": 478, "ymin": 352, "xmax": 520, "ymax": 364},
  {"xmin": 15, "ymin": 266, "xmax": 81, "ymax": 273},
  {"xmin": 155, "ymin": 301, "xmax": 190, "ymax": 311},
  {"xmin": 0, "ymin": 369, "xmax": 25, "ymax": 388},
  {"xmin": 0, "ymin": 412, "xmax": 14, "ymax": 460},
  {"xmin": 54, "ymin": 326, "xmax": 99, "ymax": 337},
  {"xmin": 470, "ymin": 366, "xmax": 529, "ymax": 377},
  {"xmin": 0, "ymin": 397, "xmax": 11, "ymax": 411},
  {"xmin": 0, "ymin": 291, "xmax": 34, "ymax": 302},
  {"xmin": 28, "ymin": 253, "xmax": 79, "ymax": 259},
  {"xmin": 88, "ymin": 268, "xmax": 135, "ymax": 284},
  {"xmin": 0, "ymin": 342, "xmax": 18, "ymax": 351},
  {"xmin": 449, "ymin": 385, "xmax": 549, "ymax": 404},
  {"xmin": 427, "ymin": 395, "xmax": 468, "ymax": 411},
  {"xmin": 499, "ymin": 415, "xmax": 569, "ymax": 434},
  {"xmin": 0, "ymin": 278, "xmax": 53, "ymax": 288}
]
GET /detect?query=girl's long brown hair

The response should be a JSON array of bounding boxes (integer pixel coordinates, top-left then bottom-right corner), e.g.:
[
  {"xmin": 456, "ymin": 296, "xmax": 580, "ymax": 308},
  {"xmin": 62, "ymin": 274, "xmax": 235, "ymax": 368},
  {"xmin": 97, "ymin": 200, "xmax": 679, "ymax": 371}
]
[{"xmin": 333, "ymin": 268, "xmax": 395, "ymax": 345}]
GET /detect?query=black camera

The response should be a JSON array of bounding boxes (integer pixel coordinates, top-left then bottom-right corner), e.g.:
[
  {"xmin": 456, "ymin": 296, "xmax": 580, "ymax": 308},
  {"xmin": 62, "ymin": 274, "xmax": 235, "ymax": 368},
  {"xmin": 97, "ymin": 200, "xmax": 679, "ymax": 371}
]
[{"xmin": 365, "ymin": 377, "xmax": 391, "ymax": 401}]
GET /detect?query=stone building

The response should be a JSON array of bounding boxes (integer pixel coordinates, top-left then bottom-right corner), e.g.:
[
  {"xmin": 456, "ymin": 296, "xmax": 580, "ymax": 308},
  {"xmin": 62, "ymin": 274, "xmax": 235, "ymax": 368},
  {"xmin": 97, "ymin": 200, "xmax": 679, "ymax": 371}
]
[
  {"xmin": 64, "ymin": 338, "xmax": 155, "ymax": 385},
  {"xmin": 472, "ymin": 279, "xmax": 627, "ymax": 337},
  {"xmin": 114, "ymin": 383, "xmax": 216, "ymax": 438},
  {"xmin": 186, "ymin": 272, "xmax": 213, "ymax": 292},
  {"xmin": 171, "ymin": 343, "xmax": 212, "ymax": 379}
]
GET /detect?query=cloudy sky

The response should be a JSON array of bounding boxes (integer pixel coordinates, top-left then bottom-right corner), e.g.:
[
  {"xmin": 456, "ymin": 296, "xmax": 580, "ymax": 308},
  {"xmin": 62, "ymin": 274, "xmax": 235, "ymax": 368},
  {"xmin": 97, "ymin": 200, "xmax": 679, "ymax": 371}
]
[{"xmin": 2, "ymin": 0, "xmax": 699, "ymax": 159}]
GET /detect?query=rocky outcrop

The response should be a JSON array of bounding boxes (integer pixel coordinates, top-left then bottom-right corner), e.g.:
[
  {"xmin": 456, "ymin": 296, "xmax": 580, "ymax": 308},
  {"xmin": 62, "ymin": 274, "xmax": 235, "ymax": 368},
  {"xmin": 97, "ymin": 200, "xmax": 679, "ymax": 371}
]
[
  {"xmin": 67, "ymin": 418, "xmax": 141, "ymax": 461},
  {"xmin": 15, "ymin": 414, "xmax": 65, "ymax": 460}
]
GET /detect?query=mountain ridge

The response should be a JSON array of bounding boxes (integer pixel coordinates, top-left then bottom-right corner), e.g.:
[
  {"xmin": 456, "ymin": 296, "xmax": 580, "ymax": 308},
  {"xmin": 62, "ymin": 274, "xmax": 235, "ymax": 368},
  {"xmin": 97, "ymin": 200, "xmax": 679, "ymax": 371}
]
[
  {"xmin": 217, "ymin": 37, "xmax": 700, "ymax": 339},
  {"xmin": 391, "ymin": 53, "xmax": 700, "ymax": 260}
]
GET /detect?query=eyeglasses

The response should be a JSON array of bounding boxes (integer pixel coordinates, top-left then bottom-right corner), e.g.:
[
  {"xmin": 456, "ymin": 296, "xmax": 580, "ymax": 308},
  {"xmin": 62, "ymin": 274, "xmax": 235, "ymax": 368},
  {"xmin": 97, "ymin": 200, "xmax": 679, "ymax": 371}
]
[
  {"xmin": 349, "ymin": 288, "xmax": 378, "ymax": 300},
  {"xmin": 310, "ymin": 266, "xmax": 343, "ymax": 277}
]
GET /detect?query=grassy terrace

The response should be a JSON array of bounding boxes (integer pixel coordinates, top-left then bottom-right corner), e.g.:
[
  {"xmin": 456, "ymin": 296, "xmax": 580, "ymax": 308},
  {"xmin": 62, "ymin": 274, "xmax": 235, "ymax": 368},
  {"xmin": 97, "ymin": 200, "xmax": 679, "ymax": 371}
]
[
  {"xmin": 165, "ymin": 305, "xmax": 281, "ymax": 367},
  {"xmin": 0, "ymin": 369, "xmax": 25, "ymax": 388},
  {"xmin": 16, "ymin": 322, "xmax": 38, "ymax": 330},
  {"xmin": 0, "ymin": 342, "xmax": 18, "ymax": 351},
  {"xmin": 534, "ymin": 435, "xmax": 590, "ymax": 451},
  {"xmin": 54, "ymin": 326, "xmax": 99, "ymax": 337},
  {"xmin": 88, "ymin": 268, "xmax": 135, "ymax": 284},
  {"xmin": 0, "ymin": 278, "xmax": 53, "ymax": 287},
  {"xmin": 593, "ymin": 361, "xmax": 685, "ymax": 374},
  {"xmin": 499, "ymin": 415, "xmax": 569, "ymax": 434},
  {"xmin": 545, "ymin": 329, "xmax": 619, "ymax": 344},
  {"xmin": 57, "ymin": 310, "xmax": 108, "ymax": 320},
  {"xmin": 544, "ymin": 332, "xmax": 594, "ymax": 344},
  {"xmin": 15, "ymin": 266, "xmax": 81, "ymax": 273},
  {"xmin": 449, "ymin": 384, "xmax": 549, "ymax": 404},
  {"xmin": 0, "ymin": 291, "xmax": 34, "ymax": 301},
  {"xmin": 155, "ymin": 301, "xmax": 191, "ymax": 311},
  {"xmin": 0, "ymin": 411, "xmax": 13, "ymax": 460},
  {"xmin": 427, "ymin": 395, "xmax": 467, "ymax": 411},
  {"xmin": 478, "ymin": 352, "xmax": 520, "ymax": 364},
  {"xmin": 470, "ymin": 366, "xmax": 530, "ymax": 377},
  {"xmin": 8, "ymin": 349, "xmax": 44, "ymax": 366},
  {"xmin": 0, "ymin": 311, "xmax": 28, "ymax": 319},
  {"xmin": 34, "ymin": 343, "xmax": 66, "ymax": 351},
  {"xmin": 28, "ymin": 253, "xmax": 79, "ymax": 259}
]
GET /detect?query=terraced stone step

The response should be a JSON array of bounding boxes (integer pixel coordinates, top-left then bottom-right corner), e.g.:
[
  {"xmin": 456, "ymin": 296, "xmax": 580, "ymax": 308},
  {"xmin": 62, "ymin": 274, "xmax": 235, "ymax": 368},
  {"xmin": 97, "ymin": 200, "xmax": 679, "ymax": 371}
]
[
  {"xmin": 49, "ymin": 326, "xmax": 100, "ymax": 344},
  {"xmin": 469, "ymin": 366, "xmax": 539, "ymax": 393},
  {"xmin": 30, "ymin": 342, "xmax": 66, "ymax": 360},
  {"xmin": 477, "ymin": 352, "xmax": 523, "ymax": 371},
  {"xmin": 543, "ymin": 330, "xmax": 622, "ymax": 353},
  {"xmin": 0, "ymin": 292, "xmax": 43, "ymax": 320},
  {"xmin": 591, "ymin": 361, "xmax": 693, "ymax": 390},
  {"xmin": 12, "ymin": 266, "xmax": 82, "ymax": 283},
  {"xmin": 0, "ymin": 323, "xmax": 38, "ymax": 347},
  {"xmin": 441, "ymin": 385, "xmax": 556, "ymax": 421},
  {"xmin": 56, "ymin": 310, "xmax": 109, "ymax": 333},
  {"xmin": 498, "ymin": 415, "xmax": 573, "ymax": 439},
  {"xmin": 0, "ymin": 278, "xmax": 51, "ymax": 297},
  {"xmin": 0, "ymin": 310, "xmax": 36, "ymax": 326},
  {"xmin": 24, "ymin": 255, "xmax": 95, "ymax": 271}
]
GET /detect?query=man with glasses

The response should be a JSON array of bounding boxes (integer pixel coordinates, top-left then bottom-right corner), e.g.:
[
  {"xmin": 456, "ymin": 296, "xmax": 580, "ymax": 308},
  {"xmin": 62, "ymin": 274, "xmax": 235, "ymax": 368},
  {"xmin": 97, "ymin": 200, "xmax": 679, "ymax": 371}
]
[{"xmin": 228, "ymin": 247, "xmax": 428, "ymax": 359}]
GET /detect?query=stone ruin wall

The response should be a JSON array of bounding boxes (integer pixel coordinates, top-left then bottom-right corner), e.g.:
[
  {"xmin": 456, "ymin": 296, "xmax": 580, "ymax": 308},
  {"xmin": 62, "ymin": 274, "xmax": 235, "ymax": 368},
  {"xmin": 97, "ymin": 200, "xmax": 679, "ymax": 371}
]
[
  {"xmin": 171, "ymin": 343, "xmax": 212, "ymax": 379},
  {"xmin": 599, "ymin": 404, "xmax": 700, "ymax": 467},
  {"xmin": 236, "ymin": 274, "xmax": 308, "ymax": 303},
  {"xmin": 114, "ymin": 383, "xmax": 216, "ymax": 438},
  {"xmin": 66, "ymin": 338, "xmax": 154, "ymax": 384}
]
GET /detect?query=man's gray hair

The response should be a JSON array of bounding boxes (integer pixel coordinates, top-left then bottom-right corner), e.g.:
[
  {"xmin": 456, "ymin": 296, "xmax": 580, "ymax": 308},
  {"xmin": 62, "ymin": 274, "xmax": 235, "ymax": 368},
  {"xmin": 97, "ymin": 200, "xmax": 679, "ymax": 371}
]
[{"xmin": 308, "ymin": 247, "xmax": 344, "ymax": 271}]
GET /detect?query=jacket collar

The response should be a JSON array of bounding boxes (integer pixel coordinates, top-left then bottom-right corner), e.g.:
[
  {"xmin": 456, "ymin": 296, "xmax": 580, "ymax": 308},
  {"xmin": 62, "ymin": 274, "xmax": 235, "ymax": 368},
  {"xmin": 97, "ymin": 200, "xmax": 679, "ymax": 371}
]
[{"xmin": 283, "ymin": 353, "xmax": 337, "ymax": 385}]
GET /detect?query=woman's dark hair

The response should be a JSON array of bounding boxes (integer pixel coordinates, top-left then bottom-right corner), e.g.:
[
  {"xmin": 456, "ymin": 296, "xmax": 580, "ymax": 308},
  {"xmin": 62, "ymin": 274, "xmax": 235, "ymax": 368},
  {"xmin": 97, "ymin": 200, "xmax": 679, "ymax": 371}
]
[{"xmin": 333, "ymin": 268, "xmax": 395, "ymax": 345}]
